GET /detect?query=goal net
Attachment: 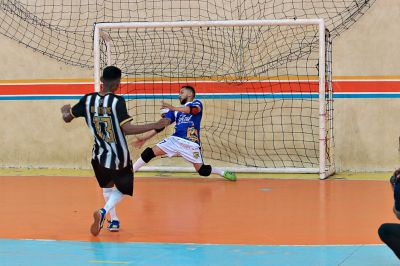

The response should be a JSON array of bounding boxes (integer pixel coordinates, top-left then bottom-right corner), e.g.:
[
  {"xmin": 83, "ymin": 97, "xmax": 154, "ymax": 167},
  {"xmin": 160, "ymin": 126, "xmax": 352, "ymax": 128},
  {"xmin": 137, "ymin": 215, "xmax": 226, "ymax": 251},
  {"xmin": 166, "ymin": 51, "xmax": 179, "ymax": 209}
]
[
  {"xmin": 0, "ymin": 0, "xmax": 375, "ymax": 68},
  {"xmin": 94, "ymin": 19, "xmax": 334, "ymax": 179}
]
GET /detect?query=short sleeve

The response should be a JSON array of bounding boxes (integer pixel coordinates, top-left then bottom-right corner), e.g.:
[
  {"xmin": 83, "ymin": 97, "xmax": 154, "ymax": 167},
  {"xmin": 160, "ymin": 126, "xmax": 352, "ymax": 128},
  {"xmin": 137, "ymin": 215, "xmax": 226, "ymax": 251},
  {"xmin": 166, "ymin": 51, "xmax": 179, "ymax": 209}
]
[
  {"xmin": 186, "ymin": 100, "xmax": 202, "ymax": 113},
  {"xmin": 164, "ymin": 110, "xmax": 176, "ymax": 123},
  {"xmin": 116, "ymin": 98, "xmax": 133, "ymax": 126},
  {"xmin": 71, "ymin": 96, "xmax": 86, "ymax": 118}
]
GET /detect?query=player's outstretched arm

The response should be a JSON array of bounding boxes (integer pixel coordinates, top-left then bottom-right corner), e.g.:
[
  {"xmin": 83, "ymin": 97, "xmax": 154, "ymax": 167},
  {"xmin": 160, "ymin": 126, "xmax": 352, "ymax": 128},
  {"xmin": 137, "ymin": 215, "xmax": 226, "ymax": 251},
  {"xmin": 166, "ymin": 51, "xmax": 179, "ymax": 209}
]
[
  {"xmin": 132, "ymin": 110, "xmax": 173, "ymax": 148},
  {"xmin": 61, "ymin": 104, "xmax": 74, "ymax": 123},
  {"xmin": 122, "ymin": 118, "xmax": 170, "ymax": 136},
  {"xmin": 161, "ymin": 101, "xmax": 201, "ymax": 115},
  {"xmin": 132, "ymin": 130, "xmax": 158, "ymax": 148}
]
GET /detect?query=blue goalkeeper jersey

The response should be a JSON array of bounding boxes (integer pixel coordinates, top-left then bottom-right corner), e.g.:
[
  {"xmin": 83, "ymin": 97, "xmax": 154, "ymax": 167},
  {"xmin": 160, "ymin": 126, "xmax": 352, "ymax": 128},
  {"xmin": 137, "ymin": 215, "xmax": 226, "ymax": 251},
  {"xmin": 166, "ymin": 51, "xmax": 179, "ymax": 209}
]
[{"xmin": 164, "ymin": 99, "xmax": 203, "ymax": 145}]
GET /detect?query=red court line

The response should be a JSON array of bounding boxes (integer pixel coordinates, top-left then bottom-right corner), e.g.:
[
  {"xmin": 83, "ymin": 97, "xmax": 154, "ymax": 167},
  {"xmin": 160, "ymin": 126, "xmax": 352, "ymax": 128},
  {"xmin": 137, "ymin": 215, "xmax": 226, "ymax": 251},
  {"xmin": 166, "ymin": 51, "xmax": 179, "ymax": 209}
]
[
  {"xmin": 0, "ymin": 84, "xmax": 94, "ymax": 95},
  {"xmin": 333, "ymin": 81, "xmax": 400, "ymax": 93},
  {"xmin": 0, "ymin": 176, "xmax": 395, "ymax": 245},
  {"xmin": 1, "ymin": 81, "xmax": 400, "ymax": 95},
  {"xmin": 0, "ymin": 82, "xmax": 318, "ymax": 95}
]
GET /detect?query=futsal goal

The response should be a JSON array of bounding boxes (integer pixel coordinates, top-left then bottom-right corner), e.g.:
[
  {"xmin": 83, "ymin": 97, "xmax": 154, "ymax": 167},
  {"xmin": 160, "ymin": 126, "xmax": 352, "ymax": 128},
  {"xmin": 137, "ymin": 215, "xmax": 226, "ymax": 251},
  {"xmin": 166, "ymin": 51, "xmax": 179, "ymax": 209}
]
[{"xmin": 93, "ymin": 19, "xmax": 335, "ymax": 179}]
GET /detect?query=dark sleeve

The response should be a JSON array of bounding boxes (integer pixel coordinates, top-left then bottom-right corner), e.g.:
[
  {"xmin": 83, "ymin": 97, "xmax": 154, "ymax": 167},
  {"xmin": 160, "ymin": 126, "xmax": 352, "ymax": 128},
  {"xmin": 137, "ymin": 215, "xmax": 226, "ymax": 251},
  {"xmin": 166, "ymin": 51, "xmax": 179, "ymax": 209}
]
[
  {"xmin": 71, "ymin": 96, "xmax": 86, "ymax": 118},
  {"xmin": 395, "ymin": 183, "xmax": 400, "ymax": 211},
  {"xmin": 116, "ymin": 98, "xmax": 133, "ymax": 126}
]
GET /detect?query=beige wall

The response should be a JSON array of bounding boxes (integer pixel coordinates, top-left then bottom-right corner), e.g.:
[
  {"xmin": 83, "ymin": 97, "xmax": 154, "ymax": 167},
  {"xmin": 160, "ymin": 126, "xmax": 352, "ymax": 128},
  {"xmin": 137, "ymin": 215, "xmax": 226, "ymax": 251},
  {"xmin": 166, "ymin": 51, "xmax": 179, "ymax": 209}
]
[
  {"xmin": 0, "ymin": 0, "xmax": 399, "ymax": 172},
  {"xmin": 334, "ymin": 99, "xmax": 400, "ymax": 171},
  {"xmin": 332, "ymin": 0, "xmax": 400, "ymax": 171},
  {"xmin": 333, "ymin": 0, "xmax": 400, "ymax": 76},
  {"xmin": 0, "ymin": 101, "xmax": 92, "ymax": 168},
  {"xmin": 0, "ymin": 35, "xmax": 93, "ymax": 80}
]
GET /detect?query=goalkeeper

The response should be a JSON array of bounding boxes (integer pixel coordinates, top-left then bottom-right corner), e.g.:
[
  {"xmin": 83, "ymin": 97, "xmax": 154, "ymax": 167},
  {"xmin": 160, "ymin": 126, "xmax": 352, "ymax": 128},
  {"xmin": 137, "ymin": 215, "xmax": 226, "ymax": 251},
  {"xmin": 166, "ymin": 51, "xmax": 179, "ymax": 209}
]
[
  {"xmin": 378, "ymin": 169, "xmax": 400, "ymax": 259},
  {"xmin": 131, "ymin": 85, "xmax": 236, "ymax": 181}
]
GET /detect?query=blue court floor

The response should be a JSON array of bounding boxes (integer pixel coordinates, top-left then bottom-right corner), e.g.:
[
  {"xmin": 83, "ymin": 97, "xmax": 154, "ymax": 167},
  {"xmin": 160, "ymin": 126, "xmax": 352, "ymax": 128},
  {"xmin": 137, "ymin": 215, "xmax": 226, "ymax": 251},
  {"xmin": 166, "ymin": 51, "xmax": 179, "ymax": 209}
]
[{"xmin": 0, "ymin": 239, "xmax": 398, "ymax": 266}]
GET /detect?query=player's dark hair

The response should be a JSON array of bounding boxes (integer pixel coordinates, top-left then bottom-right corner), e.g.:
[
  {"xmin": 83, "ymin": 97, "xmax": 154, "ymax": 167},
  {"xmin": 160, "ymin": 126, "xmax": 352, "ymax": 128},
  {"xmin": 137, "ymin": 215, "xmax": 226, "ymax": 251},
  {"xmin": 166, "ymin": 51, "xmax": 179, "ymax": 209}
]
[
  {"xmin": 102, "ymin": 66, "xmax": 122, "ymax": 81},
  {"xmin": 182, "ymin": 85, "xmax": 196, "ymax": 98}
]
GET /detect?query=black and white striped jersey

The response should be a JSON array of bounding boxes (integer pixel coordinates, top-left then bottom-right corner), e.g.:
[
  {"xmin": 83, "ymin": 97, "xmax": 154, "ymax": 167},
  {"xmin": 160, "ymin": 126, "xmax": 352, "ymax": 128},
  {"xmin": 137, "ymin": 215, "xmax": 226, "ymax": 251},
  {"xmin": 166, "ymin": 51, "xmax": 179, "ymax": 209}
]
[{"xmin": 71, "ymin": 92, "xmax": 133, "ymax": 170}]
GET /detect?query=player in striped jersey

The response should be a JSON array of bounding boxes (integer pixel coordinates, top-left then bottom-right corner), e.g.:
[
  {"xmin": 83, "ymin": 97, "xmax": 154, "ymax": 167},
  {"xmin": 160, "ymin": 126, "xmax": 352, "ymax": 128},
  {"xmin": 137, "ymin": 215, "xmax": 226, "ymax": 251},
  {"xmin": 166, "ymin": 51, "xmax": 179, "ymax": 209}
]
[
  {"xmin": 61, "ymin": 66, "xmax": 168, "ymax": 236},
  {"xmin": 131, "ymin": 85, "xmax": 237, "ymax": 181}
]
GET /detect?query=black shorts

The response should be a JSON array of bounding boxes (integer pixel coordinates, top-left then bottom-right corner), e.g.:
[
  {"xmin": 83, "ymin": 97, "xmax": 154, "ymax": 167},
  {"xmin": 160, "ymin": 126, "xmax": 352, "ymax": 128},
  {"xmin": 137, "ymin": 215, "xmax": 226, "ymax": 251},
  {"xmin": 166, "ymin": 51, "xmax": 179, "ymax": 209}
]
[{"xmin": 91, "ymin": 159, "xmax": 134, "ymax": 196}]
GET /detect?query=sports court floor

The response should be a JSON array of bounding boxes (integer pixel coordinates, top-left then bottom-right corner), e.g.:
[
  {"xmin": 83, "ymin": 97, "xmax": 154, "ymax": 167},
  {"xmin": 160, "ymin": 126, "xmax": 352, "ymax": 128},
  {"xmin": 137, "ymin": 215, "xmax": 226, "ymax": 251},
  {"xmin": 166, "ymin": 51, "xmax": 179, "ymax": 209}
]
[{"xmin": 0, "ymin": 170, "xmax": 398, "ymax": 265}]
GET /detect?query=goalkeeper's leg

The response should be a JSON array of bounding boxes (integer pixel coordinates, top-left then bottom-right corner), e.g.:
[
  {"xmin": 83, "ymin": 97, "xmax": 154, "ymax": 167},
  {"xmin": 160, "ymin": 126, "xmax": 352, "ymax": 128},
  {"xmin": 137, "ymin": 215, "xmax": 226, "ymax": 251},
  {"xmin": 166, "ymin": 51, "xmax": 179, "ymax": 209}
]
[
  {"xmin": 132, "ymin": 146, "xmax": 165, "ymax": 172},
  {"xmin": 193, "ymin": 163, "xmax": 236, "ymax": 181}
]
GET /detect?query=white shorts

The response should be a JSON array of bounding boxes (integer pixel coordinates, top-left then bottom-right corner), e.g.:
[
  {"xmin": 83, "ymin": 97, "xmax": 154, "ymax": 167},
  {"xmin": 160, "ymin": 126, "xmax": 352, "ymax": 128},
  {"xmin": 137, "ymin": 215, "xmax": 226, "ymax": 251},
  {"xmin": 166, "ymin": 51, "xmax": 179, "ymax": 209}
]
[{"xmin": 156, "ymin": 136, "xmax": 203, "ymax": 164}]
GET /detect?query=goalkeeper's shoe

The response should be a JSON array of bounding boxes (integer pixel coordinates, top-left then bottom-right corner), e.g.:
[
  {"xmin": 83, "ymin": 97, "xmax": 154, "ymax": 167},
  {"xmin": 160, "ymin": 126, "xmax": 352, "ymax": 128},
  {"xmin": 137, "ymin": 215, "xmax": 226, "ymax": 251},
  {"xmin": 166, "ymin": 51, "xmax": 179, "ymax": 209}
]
[
  {"xmin": 108, "ymin": 220, "xmax": 120, "ymax": 232},
  {"xmin": 223, "ymin": 171, "xmax": 237, "ymax": 181},
  {"xmin": 90, "ymin": 208, "xmax": 106, "ymax": 236}
]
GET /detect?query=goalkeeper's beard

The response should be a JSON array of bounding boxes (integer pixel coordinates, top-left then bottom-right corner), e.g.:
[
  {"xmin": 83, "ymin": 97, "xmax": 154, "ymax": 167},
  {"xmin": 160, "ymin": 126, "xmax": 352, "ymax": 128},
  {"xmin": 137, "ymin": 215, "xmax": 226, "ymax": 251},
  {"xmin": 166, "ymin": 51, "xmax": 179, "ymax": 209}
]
[{"xmin": 179, "ymin": 97, "xmax": 188, "ymax": 105}]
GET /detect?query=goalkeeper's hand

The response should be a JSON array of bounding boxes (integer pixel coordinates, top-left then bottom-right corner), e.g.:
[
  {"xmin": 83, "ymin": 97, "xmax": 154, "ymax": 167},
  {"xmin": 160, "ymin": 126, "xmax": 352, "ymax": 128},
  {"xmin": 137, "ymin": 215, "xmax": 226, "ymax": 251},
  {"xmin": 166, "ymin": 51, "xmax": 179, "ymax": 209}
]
[{"xmin": 390, "ymin": 168, "xmax": 400, "ymax": 189}]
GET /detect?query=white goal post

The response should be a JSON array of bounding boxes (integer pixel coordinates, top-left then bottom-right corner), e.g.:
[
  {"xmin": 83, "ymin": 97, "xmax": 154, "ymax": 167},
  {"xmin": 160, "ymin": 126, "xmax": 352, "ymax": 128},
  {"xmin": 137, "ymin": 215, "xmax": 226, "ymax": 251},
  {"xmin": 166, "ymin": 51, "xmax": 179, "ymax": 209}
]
[{"xmin": 93, "ymin": 19, "xmax": 335, "ymax": 179}]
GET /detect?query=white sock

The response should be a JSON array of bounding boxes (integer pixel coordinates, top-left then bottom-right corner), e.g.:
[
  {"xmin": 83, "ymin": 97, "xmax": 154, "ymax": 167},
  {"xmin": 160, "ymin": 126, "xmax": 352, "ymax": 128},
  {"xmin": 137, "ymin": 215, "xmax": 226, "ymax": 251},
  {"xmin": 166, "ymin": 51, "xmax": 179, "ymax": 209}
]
[
  {"xmin": 104, "ymin": 188, "xmax": 124, "ymax": 214},
  {"xmin": 103, "ymin": 188, "xmax": 119, "ymax": 221},
  {"xmin": 211, "ymin": 166, "xmax": 224, "ymax": 177},
  {"xmin": 133, "ymin": 157, "xmax": 146, "ymax": 172}
]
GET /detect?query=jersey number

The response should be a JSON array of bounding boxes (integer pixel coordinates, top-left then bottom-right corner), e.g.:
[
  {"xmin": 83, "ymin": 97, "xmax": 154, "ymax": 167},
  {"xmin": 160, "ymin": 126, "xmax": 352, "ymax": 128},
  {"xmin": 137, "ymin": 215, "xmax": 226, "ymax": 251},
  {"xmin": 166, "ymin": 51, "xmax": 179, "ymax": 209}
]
[{"xmin": 93, "ymin": 116, "xmax": 116, "ymax": 143}]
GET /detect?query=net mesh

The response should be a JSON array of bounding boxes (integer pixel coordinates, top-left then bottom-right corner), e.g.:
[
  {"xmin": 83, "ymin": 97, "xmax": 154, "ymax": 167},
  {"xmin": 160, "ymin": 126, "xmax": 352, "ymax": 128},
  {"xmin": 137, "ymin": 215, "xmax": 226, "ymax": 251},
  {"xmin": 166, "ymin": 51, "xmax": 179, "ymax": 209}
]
[{"xmin": 0, "ymin": 0, "xmax": 375, "ymax": 68}]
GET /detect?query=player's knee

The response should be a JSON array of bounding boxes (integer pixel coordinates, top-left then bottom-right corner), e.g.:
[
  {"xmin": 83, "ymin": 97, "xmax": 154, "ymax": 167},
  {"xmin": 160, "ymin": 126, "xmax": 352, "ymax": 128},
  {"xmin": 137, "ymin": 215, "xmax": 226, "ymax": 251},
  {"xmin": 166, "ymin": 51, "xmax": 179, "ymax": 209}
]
[
  {"xmin": 197, "ymin": 164, "xmax": 212, "ymax": 176},
  {"xmin": 141, "ymin": 147, "xmax": 155, "ymax": 163}
]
